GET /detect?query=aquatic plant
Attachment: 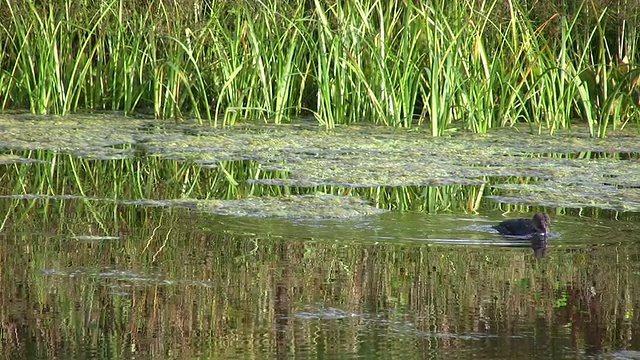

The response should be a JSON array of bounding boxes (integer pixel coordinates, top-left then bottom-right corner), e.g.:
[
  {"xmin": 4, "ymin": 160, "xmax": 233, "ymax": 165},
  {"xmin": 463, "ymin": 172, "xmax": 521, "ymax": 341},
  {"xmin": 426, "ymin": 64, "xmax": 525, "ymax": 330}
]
[
  {"xmin": 0, "ymin": 0, "xmax": 638, "ymax": 136},
  {"xmin": 2, "ymin": 116, "xmax": 640, "ymax": 213}
]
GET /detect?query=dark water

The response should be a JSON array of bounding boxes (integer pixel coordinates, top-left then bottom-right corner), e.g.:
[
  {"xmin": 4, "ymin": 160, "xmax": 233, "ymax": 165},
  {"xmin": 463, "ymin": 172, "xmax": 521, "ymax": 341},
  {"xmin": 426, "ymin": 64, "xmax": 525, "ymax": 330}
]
[{"xmin": 1, "ymin": 197, "xmax": 640, "ymax": 359}]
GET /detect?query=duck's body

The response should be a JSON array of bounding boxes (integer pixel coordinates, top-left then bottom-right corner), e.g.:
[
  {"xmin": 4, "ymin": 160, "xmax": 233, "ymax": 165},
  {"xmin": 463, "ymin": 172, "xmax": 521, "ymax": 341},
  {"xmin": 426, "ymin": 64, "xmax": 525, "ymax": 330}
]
[{"xmin": 493, "ymin": 212, "xmax": 551, "ymax": 236}]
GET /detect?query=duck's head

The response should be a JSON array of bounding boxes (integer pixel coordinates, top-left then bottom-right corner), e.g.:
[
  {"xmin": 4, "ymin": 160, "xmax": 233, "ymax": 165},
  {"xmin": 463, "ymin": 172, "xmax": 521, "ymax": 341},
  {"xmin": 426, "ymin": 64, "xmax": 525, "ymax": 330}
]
[{"xmin": 532, "ymin": 212, "xmax": 551, "ymax": 235}]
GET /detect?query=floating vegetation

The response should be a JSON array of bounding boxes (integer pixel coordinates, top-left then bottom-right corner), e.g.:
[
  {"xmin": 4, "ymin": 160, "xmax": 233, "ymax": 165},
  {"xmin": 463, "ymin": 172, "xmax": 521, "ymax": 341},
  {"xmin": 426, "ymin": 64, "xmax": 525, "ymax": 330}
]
[
  {"xmin": 489, "ymin": 181, "xmax": 640, "ymax": 212},
  {"xmin": 0, "ymin": 153, "xmax": 48, "ymax": 164},
  {"xmin": 124, "ymin": 195, "xmax": 387, "ymax": 219},
  {"xmin": 41, "ymin": 267, "xmax": 216, "ymax": 288},
  {"xmin": 2, "ymin": 115, "xmax": 640, "ymax": 213}
]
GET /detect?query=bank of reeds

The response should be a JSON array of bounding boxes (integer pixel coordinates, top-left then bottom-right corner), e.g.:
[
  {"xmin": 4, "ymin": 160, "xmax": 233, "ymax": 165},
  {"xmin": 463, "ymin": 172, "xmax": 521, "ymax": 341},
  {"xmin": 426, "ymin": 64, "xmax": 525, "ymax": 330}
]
[{"xmin": 1, "ymin": 0, "xmax": 639, "ymax": 136}]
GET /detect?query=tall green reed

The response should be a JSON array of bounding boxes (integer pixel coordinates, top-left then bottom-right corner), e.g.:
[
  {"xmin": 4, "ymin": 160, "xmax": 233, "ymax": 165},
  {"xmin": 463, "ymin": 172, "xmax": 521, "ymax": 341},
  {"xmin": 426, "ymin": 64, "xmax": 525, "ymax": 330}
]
[
  {"xmin": 0, "ymin": 0, "xmax": 215, "ymax": 122},
  {"xmin": 206, "ymin": 1, "xmax": 311, "ymax": 126},
  {"xmin": 2, "ymin": 0, "xmax": 71, "ymax": 114},
  {"xmin": 0, "ymin": 0, "xmax": 638, "ymax": 136},
  {"xmin": 526, "ymin": 0, "xmax": 640, "ymax": 137},
  {"xmin": 314, "ymin": 0, "xmax": 426, "ymax": 129}
]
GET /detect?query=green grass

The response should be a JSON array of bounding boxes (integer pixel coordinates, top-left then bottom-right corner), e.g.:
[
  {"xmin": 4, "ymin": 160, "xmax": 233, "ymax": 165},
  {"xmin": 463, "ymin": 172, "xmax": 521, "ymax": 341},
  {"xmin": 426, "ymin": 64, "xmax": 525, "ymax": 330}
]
[{"xmin": 0, "ymin": 0, "xmax": 638, "ymax": 136}]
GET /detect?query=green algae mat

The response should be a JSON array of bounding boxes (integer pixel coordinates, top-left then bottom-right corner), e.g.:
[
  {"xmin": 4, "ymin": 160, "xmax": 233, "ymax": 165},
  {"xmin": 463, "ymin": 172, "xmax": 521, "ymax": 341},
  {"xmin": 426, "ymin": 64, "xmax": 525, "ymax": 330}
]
[{"xmin": 1, "ymin": 113, "xmax": 640, "ymax": 214}]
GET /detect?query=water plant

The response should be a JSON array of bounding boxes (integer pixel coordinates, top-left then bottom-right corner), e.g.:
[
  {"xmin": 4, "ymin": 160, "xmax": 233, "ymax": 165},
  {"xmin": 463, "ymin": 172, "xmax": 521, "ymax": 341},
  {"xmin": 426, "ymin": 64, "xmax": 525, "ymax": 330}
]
[{"xmin": 0, "ymin": 0, "xmax": 638, "ymax": 136}]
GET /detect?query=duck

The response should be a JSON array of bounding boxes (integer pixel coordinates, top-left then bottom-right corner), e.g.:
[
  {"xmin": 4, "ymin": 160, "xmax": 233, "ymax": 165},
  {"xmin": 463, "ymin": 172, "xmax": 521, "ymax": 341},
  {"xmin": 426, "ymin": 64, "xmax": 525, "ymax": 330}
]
[{"xmin": 493, "ymin": 212, "xmax": 550, "ymax": 236}]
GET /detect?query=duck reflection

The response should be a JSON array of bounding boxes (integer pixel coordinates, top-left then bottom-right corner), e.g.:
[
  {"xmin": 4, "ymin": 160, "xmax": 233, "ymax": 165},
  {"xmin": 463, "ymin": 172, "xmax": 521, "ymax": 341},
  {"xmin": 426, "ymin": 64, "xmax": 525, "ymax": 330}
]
[{"xmin": 530, "ymin": 234, "xmax": 549, "ymax": 258}]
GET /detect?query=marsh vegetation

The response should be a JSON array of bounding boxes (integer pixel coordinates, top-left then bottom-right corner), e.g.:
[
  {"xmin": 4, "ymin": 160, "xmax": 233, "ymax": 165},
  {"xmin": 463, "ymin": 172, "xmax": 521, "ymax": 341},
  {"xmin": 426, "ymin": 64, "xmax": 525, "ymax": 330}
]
[
  {"xmin": 2, "ymin": 116, "xmax": 640, "ymax": 214},
  {"xmin": 1, "ymin": 0, "xmax": 639, "ymax": 136}
]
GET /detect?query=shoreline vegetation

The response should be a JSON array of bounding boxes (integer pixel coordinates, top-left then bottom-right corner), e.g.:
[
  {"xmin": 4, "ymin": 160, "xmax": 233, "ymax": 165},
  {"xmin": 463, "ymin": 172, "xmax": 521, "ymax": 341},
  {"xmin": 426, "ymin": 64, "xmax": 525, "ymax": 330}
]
[{"xmin": 0, "ymin": 0, "xmax": 639, "ymax": 137}]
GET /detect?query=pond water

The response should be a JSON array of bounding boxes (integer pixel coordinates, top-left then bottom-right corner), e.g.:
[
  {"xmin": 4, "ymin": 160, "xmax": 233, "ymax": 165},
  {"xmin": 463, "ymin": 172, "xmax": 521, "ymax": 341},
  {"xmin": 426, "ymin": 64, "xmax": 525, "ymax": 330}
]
[{"xmin": 1, "ymin": 114, "xmax": 640, "ymax": 359}]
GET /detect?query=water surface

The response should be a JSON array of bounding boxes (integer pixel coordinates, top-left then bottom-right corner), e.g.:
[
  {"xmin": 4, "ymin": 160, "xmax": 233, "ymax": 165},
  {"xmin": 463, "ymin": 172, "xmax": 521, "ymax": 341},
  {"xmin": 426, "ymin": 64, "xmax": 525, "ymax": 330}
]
[
  {"xmin": 1, "ymin": 197, "xmax": 639, "ymax": 359},
  {"xmin": 1, "ymin": 114, "xmax": 640, "ymax": 359}
]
